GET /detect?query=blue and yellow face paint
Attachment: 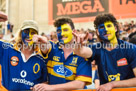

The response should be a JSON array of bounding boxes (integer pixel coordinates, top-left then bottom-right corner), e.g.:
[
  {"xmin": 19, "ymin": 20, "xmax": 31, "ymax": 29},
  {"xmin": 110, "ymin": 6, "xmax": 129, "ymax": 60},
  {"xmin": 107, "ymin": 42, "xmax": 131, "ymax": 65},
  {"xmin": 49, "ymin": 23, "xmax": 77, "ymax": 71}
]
[
  {"xmin": 21, "ymin": 28, "xmax": 38, "ymax": 46},
  {"xmin": 57, "ymin": 24, "xmax": 73, "ymax": 44},
  {"xmin": 98, "ymin": 21, "xmax": 117, "ymax": 43}
]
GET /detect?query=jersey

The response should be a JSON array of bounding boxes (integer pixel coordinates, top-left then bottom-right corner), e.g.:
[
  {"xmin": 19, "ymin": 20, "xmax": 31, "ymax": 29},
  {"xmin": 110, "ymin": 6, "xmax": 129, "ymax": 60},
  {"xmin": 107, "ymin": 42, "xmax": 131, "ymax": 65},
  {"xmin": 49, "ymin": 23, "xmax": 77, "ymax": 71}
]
[
  {"xmin": 89, "ymin": 39, "xmax": 136, "ymax": 84},
  {"xmin": 0, "ymin": 41, "xmax": 47, "ymax": 90},
  {"xmin": 41, "ymin": 41, "xmax": 92, "ymax": 86}
]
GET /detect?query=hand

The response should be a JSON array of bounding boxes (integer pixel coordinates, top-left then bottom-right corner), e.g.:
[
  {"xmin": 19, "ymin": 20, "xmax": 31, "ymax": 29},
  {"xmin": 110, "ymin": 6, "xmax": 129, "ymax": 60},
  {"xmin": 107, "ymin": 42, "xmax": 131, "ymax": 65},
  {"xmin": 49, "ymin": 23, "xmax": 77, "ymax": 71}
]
[
  {"xmin": 33, "ymin": 34, "xmax": 50, "ymax": 53},
  {"xmin": 0, "ymin": 11, "xmax": 7, "ymax": 22},
  {"xmin": 72, "ymin": 31, "xmax": 89, "ymax": 48},
  {"xmin": 31, "ymin": 83, "xmax": 55, "ymax": 91},
  {"xmin": 32, "ymin": 35, "xmax": 48, "ymax": 44},
  {"xmin": 96, "ymin": 82, "xmax": 114, "ymax": 91}
]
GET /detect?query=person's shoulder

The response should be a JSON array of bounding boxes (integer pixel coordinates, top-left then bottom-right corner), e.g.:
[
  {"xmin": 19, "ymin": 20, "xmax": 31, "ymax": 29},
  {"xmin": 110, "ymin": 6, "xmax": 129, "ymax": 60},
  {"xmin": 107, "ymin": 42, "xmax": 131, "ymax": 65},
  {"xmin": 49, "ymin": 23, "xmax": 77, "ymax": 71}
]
[
  {"xmin": 0, "ymin": 39, "xmax": 8, "ymax": 42},
  {"xmin": 119, "ymin": 39, "xmax": 136, "ymax": 49},
  {"xmin": 35, "ymin": 54, "xmax": 47, "ymax": 62},
  {"xmin": 0, "ymin": 39, "xmax": 13, "ymax": 48},
  {"xmin": 120, "ymin": 39, "xmax": 135, "ymax": 46},
  {"xmin": 49, "ymin": 40, "xmax": 59, "ymax": 48},
  {"xmin": 49, "ymin": 40, "xmax": 58, "ymax": 44}
]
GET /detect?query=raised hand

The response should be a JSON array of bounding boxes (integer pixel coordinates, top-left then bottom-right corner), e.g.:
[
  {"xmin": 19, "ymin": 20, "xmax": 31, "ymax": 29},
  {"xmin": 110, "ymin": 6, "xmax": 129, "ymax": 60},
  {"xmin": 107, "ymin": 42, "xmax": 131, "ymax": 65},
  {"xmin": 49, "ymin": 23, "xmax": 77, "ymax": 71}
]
[
  {"xmin": 32, "ymin": 34, "xmax": 48, "ymax": 44},
  {"xmin": 72, "ymin": 30, "xmax": 89, "ymax": 47},
  {"xmin": 72, "ymin": 30, "xmax": 92, "ymax": 58},
  {"xmin": 32, "ymin": 34, "xmax": 50, "ymax": 54},
  {"xmin": 0, "ymin": 11, "xmax": 7, "ymax": 22}
]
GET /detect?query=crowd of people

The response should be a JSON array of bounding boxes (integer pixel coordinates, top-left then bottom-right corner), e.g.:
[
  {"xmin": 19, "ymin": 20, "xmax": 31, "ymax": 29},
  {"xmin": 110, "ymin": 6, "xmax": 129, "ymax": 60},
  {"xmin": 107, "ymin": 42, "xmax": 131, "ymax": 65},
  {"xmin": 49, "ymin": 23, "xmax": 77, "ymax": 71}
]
[
  {"xmin": 40, "ymin": 20, "xmax": 136, "ymax": 45},
  {"xmin": 0, "ymin": 11, "xmax": 136, "ymax": 91}
]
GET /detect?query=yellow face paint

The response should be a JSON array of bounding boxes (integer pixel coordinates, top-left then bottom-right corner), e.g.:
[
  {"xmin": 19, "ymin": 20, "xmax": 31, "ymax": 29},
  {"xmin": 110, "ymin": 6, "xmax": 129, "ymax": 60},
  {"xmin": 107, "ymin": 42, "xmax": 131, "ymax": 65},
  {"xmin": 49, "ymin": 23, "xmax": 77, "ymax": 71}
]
[
  {"xmin": 28, "ymin": 29, "xmax": 37, "ymax": 46},
  {"xmin": 60, "ymin": 24, "xmax": 73, "ymax": 44},
  {"xmin": 22, "ymin": 28, "xmax": 38, "ymax": 46},
  {"xmin": 104, "ymin": 21, "xmax": 116, "ymax": 42}
]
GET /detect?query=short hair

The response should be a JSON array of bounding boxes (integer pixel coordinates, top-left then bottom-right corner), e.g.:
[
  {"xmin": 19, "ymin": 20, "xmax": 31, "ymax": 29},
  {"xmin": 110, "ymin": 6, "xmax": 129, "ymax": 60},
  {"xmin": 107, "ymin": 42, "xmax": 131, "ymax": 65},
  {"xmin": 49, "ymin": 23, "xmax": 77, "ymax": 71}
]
[
  {"xmin": 94, "ymin": 13, "xmax": 120, "ymax": 38},
  {"xmin": 54, "ymin": 17, "xmax": 75, "ymax": 30}
]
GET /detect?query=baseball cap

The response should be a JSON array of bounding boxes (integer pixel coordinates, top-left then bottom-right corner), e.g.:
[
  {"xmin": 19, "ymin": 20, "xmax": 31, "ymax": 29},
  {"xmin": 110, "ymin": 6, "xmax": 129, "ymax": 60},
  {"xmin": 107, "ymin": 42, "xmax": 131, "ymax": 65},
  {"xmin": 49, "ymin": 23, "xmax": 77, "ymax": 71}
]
[{"xmin": 20, "ymin": 20, "xmax": 39, "ymax": 32}]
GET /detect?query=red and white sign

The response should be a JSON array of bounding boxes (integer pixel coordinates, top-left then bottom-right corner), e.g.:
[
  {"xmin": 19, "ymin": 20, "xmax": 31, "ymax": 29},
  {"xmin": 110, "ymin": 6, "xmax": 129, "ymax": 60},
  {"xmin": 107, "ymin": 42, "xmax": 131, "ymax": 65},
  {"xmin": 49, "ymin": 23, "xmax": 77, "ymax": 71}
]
[{"xmin": 117, "ymin": 58, "xmax": 128, "ymax": 67}]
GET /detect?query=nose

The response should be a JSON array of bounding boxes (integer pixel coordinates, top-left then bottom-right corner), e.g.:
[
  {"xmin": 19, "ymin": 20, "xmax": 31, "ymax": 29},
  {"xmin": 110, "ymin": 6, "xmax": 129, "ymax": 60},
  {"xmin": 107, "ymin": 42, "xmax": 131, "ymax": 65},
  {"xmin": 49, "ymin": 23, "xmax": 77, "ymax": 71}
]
[
  {"xmin": 61, "ymin": 31, "xmax": 64, "ymax": 36},
  {"xmin": 105, "ymin": 26, "xmax": 108, "ymax": 32}
]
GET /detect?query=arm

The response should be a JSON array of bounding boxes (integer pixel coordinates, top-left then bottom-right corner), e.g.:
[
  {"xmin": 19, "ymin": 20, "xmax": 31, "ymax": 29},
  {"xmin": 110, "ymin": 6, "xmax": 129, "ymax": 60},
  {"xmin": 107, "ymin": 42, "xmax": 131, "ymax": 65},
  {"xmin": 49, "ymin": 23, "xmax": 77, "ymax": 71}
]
[
  {"xmin": 33, "ymin": 35, "xmax": 51, "ymax": 54},
  {"xmin": 94, "ymin": 70, "xmax": 100, "ymax": 89},
  {"xmin": 94, "ymin": 79, "xmax": 100, "ymax": 89},
  {"xmin": 73, "ymin": 46, "xmax": 93, "ymax": 58},
  {"xmin": 72, "ymin": 31, "xmax": 93, "ymax": 58},
  {"xmin": 96, "ymin": 68, "xmax": 136, "ymax": 91},
  {"xmin": 32, "ymin": 80, "xmax": 85, "ymax": 91},
  {"xmin": 0, "ymin": 11, "xmax": 7, "ymax": 22},
  {"xmin": 111, "ymin": 68, "xmax": 136, "ymax": 87}
]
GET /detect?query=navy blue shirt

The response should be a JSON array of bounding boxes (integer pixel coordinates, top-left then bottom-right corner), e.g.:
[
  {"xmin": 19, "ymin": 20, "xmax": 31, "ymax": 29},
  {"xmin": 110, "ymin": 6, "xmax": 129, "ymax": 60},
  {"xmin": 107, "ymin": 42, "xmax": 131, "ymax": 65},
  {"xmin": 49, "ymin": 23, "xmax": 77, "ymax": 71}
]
[{"xmin": 89, "ymin": 39, "xmax": 136, "ymax": 84}]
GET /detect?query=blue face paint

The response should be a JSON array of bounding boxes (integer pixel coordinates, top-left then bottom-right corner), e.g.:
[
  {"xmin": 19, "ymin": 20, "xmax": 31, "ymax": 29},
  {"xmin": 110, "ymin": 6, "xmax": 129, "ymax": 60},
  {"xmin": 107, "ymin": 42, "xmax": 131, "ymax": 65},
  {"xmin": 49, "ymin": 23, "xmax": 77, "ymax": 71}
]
[
  {"xmin": 22, "ymin": 29, "xmax": 29, "ymax": 45},
  {"xmin": 21, "ymin": 28, "xmax": 37, "ymax": 46},
  {"xmin": 98, "ymin": 21, "xmax": 117, "ymax": 43},
  {"xmin": 98, "ymin": 23, "xmax": 109, "ymax": 42},
  {"xmin": 57, "ymin": 26, "xmax": 64, "ymax": 44},
  {"xmin": 56, "ymin": 24, "xmax": 73, "ymax": 44}
]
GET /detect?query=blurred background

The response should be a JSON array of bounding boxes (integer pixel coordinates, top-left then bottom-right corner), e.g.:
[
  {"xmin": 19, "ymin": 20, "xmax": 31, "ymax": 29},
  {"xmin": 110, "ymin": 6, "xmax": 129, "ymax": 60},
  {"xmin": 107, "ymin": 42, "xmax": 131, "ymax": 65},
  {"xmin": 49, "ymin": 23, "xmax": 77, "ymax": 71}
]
[{"xmin": 0, "ymin": 0, "xmax": 136, "ymax": 43}]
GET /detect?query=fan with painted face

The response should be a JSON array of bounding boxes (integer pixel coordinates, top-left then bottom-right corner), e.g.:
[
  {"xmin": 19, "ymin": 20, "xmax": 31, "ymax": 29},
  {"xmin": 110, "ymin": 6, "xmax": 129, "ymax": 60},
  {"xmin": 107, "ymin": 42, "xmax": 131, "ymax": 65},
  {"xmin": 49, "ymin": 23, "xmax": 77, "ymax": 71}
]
[
  {"xmin": 56, "ymin": 24, "xmax": 73, "ymax": 44},
  {"xmin": 21, "ymin": 28, "xmax": 38, "ymax": 46},
  {"xmin": 97, "ymin": 21, "xmax": 117, "ymax": 43}
]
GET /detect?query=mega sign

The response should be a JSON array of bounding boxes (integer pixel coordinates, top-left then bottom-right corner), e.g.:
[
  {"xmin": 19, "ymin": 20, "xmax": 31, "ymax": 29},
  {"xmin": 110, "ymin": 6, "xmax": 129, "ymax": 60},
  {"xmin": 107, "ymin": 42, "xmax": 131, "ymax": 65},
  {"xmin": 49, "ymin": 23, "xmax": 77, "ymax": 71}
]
[
  {"xmin": 56, "ymin": 0, "xmax": 108, "ymax": 16},
  {"xmin": 48, "ymin": 0, "xmax": 109, "ymax": 24},
  {"xmin": 48, "ymin": 0, "xmax": 136, "ymax": 24}
]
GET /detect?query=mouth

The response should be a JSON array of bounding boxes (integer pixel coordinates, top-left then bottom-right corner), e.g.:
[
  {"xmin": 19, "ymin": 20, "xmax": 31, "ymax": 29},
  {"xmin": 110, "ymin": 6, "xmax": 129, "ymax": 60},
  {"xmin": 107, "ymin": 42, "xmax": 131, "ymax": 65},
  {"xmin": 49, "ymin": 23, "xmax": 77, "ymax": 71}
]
[
  {"xmin": 104, "ymin": 33, "xmax": 110, "ymax": 37},
  {"xmin": 25, "ymin": 39, "xmax": 32, "ymax": 42},
  {"xmin": 61, "ymin": 37, "xmax": 67, "ymax": 40}
]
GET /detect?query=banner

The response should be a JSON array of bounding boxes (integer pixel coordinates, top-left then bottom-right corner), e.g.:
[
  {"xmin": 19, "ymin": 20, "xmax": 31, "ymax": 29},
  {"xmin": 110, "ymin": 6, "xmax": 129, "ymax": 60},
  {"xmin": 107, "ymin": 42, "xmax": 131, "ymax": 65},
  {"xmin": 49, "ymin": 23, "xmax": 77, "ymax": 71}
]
[
  {"xmin": 48, "ymin": 0, "xmax": 136, "ymax": 24},
  {"xmin": 110, "ymin": 0, "xmax": 136, "ymax": 19}
]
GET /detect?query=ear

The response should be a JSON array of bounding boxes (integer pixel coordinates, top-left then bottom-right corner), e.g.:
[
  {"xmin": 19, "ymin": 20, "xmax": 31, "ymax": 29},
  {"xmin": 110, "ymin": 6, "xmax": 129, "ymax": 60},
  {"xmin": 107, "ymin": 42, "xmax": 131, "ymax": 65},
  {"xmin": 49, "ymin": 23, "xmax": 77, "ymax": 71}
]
[{"xmin": 115, "ymin": 26, "xmax": 117, "ymax": 32}]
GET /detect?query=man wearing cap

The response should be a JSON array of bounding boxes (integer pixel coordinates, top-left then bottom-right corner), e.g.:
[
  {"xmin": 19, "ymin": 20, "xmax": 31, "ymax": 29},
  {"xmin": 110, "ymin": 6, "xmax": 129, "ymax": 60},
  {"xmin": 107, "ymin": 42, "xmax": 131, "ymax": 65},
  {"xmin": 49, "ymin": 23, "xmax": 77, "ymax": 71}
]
[{"xmin": 0, "ymin": 20, "xmax": 47, "ymax": 90}]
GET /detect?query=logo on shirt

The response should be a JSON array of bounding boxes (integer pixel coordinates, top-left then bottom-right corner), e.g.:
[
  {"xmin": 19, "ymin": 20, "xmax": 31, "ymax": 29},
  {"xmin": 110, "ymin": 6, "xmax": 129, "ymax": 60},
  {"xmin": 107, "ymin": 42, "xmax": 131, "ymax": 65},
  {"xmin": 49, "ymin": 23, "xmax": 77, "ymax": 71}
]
[
  {"xmin": 10, "ymin": 56, "xmax": 19, "ymax": 66},
  {"xmin": 117, "ymin": 58, "xmax": 128, "ymax": 66},
  {"xmin": 53, "ymin": 56, "xmax": 60, "ymax": 62},
  {"xmin": 12, "ymin": 70, "xmax": 34, "ymax": 86},
  {"xmin": 12, "ymin": 78, "xmax": 34, "ymax": 86},
  {"xmin": 108, "ymin": 73, "xmax": 121, "ymax": 82},
  {"xmin": 20, "ymin": 70, "xmax": 27, "ymax": 78},
  {"xmin": 69, "ymin": 57, "xmax": 78, "ymax": 66},
  {"xmin": 33, "ymin": 63, "xmax": 40, "ymax": 74},
  {"xmin": 54, "ymin": 65, "xmax": 73, "ymax": 77}
]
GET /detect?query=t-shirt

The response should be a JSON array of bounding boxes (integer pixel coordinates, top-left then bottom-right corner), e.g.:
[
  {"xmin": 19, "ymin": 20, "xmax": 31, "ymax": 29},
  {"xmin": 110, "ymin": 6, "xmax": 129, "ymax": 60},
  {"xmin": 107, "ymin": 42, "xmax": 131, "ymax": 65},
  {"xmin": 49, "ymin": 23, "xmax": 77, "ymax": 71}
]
[{"xmin": 89, "ymin": 39, "xmax": 136, "ymax": 84}]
